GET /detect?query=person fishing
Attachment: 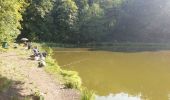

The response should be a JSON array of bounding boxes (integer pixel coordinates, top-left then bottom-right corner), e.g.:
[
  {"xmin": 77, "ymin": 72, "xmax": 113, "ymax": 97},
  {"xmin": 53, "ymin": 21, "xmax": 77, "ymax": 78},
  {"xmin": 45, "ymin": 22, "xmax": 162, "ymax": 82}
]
[
  {"xmin": 38, "ymin": 53, "xmax": 46, "ymax": 67},
  {"xmin": 33, "ymin": 46, "xmax": 39, "ymax": 57}
]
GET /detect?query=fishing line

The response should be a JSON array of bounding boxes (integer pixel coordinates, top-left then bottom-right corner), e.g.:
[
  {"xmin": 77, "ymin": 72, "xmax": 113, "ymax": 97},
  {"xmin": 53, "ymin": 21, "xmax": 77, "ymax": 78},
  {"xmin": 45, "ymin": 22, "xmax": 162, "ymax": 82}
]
[{"xmin": 61, "ymin": 59, "xmax": 88, "ymax": 67}]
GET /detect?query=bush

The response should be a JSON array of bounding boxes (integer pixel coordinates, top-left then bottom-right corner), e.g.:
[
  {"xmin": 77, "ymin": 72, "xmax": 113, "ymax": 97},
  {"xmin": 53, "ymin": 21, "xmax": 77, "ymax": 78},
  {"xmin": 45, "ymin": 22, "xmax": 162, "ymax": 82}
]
[
  {"xmin": 81, "ymin": 88, "xmax": 95, "ymax": 100},
  {"xmin": 60, "ymin": 70, "xmax": 82, "ymax": 89}
]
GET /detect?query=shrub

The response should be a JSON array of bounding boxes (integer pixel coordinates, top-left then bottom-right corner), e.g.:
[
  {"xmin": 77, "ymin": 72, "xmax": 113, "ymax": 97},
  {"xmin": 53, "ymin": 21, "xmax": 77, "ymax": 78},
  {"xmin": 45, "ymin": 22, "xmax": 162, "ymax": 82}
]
[{"xmin": 81, "ymin": 88, "xmax": 95, "ymax": 100}]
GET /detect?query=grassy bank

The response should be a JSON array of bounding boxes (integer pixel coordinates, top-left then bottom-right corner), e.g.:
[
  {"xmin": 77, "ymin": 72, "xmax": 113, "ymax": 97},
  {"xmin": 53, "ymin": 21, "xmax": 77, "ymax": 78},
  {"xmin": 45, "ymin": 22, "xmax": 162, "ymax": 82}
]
[
  {"xmin": 38, "ymin": 43, "xmax": 95, "ymax": 100},
  {"xmin": 0, "ymin": 42, "xmax": 95, "ymax": 100}
]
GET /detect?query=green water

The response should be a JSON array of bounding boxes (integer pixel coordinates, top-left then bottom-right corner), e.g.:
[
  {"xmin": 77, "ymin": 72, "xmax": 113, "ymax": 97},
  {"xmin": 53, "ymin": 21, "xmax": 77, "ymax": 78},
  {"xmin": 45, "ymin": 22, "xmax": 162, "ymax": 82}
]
[{"xmin": 53, "ymin": 48, "xmax": 170, "ymax": 100}]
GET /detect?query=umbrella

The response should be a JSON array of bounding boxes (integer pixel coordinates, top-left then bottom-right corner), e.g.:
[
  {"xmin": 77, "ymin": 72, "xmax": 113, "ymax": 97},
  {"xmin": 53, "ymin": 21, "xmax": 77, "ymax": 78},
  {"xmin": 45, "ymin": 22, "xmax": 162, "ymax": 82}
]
[{"xmin": 21, "ymin": 38, "xmax": 28, "ymax": 41}]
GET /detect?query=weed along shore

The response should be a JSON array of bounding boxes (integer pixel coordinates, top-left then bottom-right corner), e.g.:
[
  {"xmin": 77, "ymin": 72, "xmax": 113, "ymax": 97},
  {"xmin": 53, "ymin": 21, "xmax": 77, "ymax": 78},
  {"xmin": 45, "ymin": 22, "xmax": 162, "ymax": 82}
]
[
  {"xmin": 0, "ymin": 44, "xmax": 94, "ymax": 100},
  {"xmin": 40, "ymin": 43, "xmax": 95, "ymax": 100}
]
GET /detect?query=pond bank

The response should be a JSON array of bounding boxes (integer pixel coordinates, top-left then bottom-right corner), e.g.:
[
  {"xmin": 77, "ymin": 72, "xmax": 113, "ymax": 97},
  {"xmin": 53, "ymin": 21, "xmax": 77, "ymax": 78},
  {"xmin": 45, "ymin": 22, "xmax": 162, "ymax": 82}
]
[
  {"xmin": 0, "ymin": 46, "xmax": 81, "ymax": 100},
  {"xmin": 40, "ymin": 43, "xmax": 95, "ymax": 100}
]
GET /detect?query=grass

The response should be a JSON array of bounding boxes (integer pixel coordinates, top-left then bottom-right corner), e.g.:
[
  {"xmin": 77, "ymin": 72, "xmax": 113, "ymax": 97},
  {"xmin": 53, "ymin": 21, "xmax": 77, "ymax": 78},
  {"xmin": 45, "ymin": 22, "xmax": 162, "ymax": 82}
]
[
  {"xmin": 60, "ymin": 70, "xmax": 82, "ymax": 89},
  {"xmin": 0, "ymin": 45, "xmax": 45, "ymax": 100},
  {"xmin": 81, "ymin": 88, "xmax": 95, "ymax": 100},
  {"xmin": 36, "ymin": 43, "xmax": 82, "ymax": 89},
  {"xmin": 44, "ymin": 54, "xmax": 82, "ymax": 89},
  {"xmin": 0, "ymin": 42, "xmax": 96, "ymax": 100},
  {"xmin": 38, "ymin": 43, "xmax": 95, "ymax": 100},
  {"xmin": 44, "ymin": 56, "xmax": 95, "ymax": 100},
  {"xmin": 32, "ymin": 90, "xmax": 45, "ymax": 100}
]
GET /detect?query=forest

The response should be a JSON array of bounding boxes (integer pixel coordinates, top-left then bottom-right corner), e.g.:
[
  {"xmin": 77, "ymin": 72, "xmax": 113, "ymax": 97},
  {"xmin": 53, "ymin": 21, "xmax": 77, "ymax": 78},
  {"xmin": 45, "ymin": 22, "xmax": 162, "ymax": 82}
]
[{"xmin": 1, "ymin": 0, "xmax": 170, "ymax": 44}]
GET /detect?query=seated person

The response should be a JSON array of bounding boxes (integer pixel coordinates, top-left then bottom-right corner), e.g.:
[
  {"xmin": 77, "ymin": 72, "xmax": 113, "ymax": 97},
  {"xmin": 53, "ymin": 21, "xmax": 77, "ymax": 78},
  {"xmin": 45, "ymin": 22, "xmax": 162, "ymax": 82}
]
[
  {"xmin": 42, "ymin": 51, "xmax": 48, "ymax": 58},
  {"xmin": 39, "ymin": 53, "xmax": 45, "ymax": 61},
  {"xmin": 33, "ymin": 46, "xmax": 39, "ymax": 57},
  {"xmin": 38, "ymin": 53, "xmax": 46, "ymax": 67},
  {"xmin": 14, "ymin": 43, "xmax": 18, "ymax": 49}
]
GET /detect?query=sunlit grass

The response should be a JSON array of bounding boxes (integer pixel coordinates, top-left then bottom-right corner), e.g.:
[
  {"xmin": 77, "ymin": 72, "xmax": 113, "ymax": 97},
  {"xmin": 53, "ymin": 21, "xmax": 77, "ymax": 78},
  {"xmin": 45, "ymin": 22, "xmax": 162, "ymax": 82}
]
[
  {"xmin": 60, "ymin": 70, "xmax": 82, "ymax": 89},
  {"xmin": 45, "ymin": 55, "xmax": 82, "ymax": 89},
  {"xmin": 40, "ymin": 43, "xmax": 95, "ymax": 99},
  {"xmin": 81, "ymin": 87, "xmax": 95, "ymax": 100}
]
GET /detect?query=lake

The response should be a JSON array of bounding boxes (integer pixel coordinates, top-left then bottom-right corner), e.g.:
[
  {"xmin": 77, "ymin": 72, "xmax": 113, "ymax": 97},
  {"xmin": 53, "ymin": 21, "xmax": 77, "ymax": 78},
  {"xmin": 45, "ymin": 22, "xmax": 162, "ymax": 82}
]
[{"xmin": 53, "ymin": 48, "xmax": 170, "ymax": 100}]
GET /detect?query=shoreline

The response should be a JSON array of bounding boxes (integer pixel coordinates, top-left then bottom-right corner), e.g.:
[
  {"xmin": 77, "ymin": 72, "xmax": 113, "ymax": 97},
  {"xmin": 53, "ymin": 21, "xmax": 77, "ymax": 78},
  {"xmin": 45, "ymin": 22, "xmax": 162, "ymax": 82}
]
[
  {"xmin": 0, "ymin": 44, "xmax": 93, "ymax": 100},
  {"xmin": 39, "ymin": 43, "xmax": 95, "ymax": 100}
]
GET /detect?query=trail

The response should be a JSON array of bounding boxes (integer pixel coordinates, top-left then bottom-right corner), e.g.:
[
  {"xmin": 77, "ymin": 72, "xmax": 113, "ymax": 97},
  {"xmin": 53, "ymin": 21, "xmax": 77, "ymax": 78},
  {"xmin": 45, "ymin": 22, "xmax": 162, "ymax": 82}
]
[{"xmin": 0, "ymin": 50, "xmax": 80, "ymax": 100}]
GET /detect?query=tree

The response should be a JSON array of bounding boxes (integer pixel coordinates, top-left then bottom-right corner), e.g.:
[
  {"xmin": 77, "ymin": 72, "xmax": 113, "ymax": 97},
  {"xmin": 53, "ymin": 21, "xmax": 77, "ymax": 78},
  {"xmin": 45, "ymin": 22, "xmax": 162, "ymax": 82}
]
[
  {"xmin": 0, "ymin": 0, "xmax": 27, "ymax": 42},
  {"xmin": 19, "ymin": 0, "xmax": 124, "ymax": 43},
  {"xmin": 19, "ymin": 0, "xmax": 55, "ymax": 41},
  {"xmin": 51, "ymin": 0, "xmax": 78, "ymax": 43}
]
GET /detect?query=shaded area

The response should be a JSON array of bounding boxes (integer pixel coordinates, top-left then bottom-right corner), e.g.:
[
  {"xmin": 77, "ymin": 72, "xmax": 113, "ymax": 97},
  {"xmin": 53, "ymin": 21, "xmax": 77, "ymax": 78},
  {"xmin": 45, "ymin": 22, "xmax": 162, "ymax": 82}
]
[
  {"xmin": 51, "ymin": 43, "xmax": 170, "ymax": 52},
  {"xmin": 89, "ymin": 45, "xmax": 170, "ymax": 52},
  {"xmin": 0, "ymin": 75, "xmax": 40, "ymax": 100}
]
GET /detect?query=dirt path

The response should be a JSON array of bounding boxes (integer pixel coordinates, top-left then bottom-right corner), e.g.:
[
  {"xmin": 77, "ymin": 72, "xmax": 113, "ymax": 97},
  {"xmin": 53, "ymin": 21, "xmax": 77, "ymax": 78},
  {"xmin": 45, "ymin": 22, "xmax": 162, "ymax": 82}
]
[{"xmin": 0, "ymin": 50, "xmax": 80, "ymax": 100}]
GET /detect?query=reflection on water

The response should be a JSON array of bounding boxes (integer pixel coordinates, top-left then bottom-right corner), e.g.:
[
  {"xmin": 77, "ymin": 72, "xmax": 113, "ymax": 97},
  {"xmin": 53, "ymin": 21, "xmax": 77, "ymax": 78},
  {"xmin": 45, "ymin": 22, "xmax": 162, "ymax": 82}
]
[
  {"xmin": 53, "ymin": 48, "xmax": 170, "ymax": 100},
  {"xmin": 96, "ymin": 93, "xmax": 142, "ymax": 100}
]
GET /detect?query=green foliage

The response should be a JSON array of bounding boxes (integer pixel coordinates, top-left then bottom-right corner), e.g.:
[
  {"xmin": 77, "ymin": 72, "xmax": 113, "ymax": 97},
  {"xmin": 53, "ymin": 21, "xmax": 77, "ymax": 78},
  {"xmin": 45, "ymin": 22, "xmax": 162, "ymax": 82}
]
[
  {"xmin": 39, "ymin": 44, "xmax": 82, "ymax": 89},
  {"xmin": 60, "ymin": 70, "xmax": 82, "ymax": 89},
  {"xmin": 40, "ymin": 45, "xmax": 82, "ymax": 89},
  {"xmin": 18, "ymin": 0, "xmax": 55, "ymax": 41},
  {"xmin": 45, "ymin": 56, "xmax": 82, "ymax": 89},
  {"xmin": 19, "ymin": 0, "xmax": 124, "ymax": 43},
  {"xmin": 33, "ymin": 90, "xmax": 44, "ymax": 100},
  {"xmin": 44, "ymin": 56, "xmax": 61, "ymax": 77},
  {"xmin": 52, "ymin": 0, "xmax": 78, "ymax": 43},
  {"xmin": 81, "ymin": 88, "xmax": 95, "ymax": 100},
  {"xmin": 36, "ymin": 43, "xmax": 96, "ymax": 100},
  {"xmin": 0, "ymin": 0, "xmax": 27, "ymax": 42}
]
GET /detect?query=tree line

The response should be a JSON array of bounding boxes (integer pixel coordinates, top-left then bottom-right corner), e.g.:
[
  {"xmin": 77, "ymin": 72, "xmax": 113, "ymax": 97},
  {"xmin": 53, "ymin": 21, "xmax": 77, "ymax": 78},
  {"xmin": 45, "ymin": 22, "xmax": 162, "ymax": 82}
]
[
  {"xmin": 1, "ymin": 0, "xmax": 170, "ymax": 44},
  {"xmin": 18, "ymin": 0, "xmax": 123, "ymax": 44}
]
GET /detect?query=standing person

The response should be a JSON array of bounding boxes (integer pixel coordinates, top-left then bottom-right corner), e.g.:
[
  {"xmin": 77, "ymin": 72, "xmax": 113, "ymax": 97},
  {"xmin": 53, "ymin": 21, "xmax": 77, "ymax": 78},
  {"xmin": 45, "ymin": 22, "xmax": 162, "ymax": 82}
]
[
  {"xmin": 27, "ymin": 41, "xmax": 32, "ymax": 50},
  {"xmin": 23, "ymin": 41, "xmax": 27, "ymax": 47}
]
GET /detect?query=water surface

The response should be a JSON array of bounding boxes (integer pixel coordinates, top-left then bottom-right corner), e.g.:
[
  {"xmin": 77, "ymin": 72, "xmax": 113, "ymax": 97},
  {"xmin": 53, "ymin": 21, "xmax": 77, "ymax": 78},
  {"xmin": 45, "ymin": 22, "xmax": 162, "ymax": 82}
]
[{"xmin": 53, "ymin": 48, "xmax": 170, "ymax": 100}]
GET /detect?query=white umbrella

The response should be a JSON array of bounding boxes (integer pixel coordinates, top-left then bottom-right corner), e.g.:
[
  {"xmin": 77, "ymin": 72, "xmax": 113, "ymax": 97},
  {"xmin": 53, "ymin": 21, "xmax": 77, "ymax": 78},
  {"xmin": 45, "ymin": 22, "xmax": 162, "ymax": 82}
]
[{"xmin": 21, "ymin": 38, "xmax": 28, "ymax": 41}]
